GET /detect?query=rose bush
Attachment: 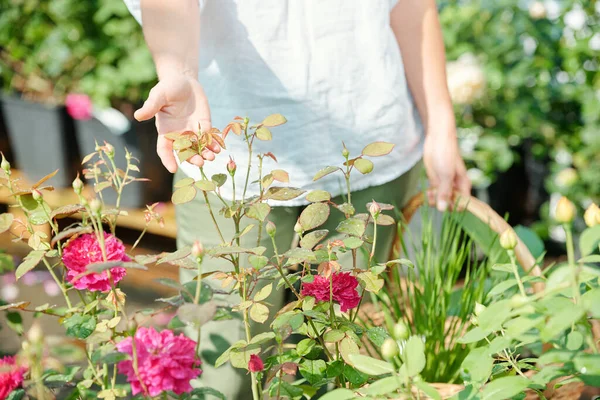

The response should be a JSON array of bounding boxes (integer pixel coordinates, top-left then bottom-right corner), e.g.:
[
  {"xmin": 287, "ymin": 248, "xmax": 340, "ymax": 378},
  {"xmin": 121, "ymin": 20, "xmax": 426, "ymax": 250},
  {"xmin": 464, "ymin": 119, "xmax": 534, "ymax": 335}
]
[{"xmin": 0, "ymin": 114, "xmax": 598, "ymax": 400}]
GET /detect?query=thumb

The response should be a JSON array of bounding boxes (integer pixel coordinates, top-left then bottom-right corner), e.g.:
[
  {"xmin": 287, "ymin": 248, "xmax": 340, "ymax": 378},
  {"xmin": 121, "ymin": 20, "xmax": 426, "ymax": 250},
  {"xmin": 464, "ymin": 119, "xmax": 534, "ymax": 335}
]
[
  {"xmin": 135, "ymin": 85, "xmax": 166, "ymax": 121},
  {"xmin": 436, "ymin": 176, "xmax": 454, "ymax": 212}
]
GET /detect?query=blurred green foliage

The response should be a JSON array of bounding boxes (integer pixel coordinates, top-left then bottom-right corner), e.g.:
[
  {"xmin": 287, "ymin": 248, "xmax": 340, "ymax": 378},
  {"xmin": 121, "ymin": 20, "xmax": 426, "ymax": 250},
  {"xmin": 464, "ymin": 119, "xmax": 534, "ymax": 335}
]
[
  {"xmin": 0, "ymin": 0, "xmax": 155, "ymax": 108},
  {"xmin": 440, "ymin": 0, "xmax": 599, "ymax": 221}
]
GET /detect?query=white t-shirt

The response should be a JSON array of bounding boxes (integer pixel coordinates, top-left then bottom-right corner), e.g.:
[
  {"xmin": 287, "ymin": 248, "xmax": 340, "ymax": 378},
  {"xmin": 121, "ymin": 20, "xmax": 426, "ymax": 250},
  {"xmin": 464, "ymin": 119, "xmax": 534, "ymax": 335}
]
[{"xmin": 124, "ymin": 0, "xmax": 424, "ymax": 205}]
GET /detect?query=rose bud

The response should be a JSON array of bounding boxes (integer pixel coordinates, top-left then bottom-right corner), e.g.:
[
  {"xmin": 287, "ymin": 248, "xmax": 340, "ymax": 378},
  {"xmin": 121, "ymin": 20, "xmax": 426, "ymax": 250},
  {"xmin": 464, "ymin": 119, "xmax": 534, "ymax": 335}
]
[
  {"xmin": 191, "ymin": 240, "xmax": 204, "ymax": 261},
  {"xmin": 584, "ymin": 203, "xmax": 600, "ymax": 228},
  {"xmin": 499, "ymin": 229, "xmax": 518, "ymax": 250},
  {"xmin": 369, "ymin": 200, "xmax": 381, "ymax": 220},
  {"xmin": 248, "ymin": 354, "xmax": 264, "ymax": 373},
  {"xmin": 381, "ymin": 338, "xmax": 399, "ymax": 361},
  {"xmin": 32, "ymin": 189, "xmax": 43, "ymax": 202},
  {"xmin": 555, "ymin": 196, "xmax": 576, "ymax": 224},
  {"xmin": 393, "ymin": 321, "xmax": 409, "ymax": 341},
  {"xmin": 72, "ymin": 175, "xmax": 84, "ymax": 195},
  {"xmin": 90, "ymin": 198, "xmax": 102, "ymax": 214},
  {"xmin": 227, "ymin": 157, "xmax": 237, "ymax": 176},
  {"xmin": 294, "ymin": 221, "xmax": 303, "ymax": 235},
  {"xmin": 1, "ymin": 153, "xmax": 10, "ymax": 173},
  {"xmin": 266, "ymin": 221, "xmax": 276, "ymax": 237}
]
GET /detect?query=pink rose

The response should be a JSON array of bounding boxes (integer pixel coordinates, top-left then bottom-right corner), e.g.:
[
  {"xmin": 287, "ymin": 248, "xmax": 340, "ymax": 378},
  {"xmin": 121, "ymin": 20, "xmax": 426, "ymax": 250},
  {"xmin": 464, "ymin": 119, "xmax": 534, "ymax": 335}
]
[
  {"xmin": 0, "ymin": 356, "xmax": 27, "ymax": 400},
  {"xmin": 65, "ymin": 94, "xmax": 93, "ymax": 120},
  {"xmin": 61, "ymin": 233, "xmax": 128, "ymax": 292},
  {"xmin": 248, "ymin": 354, "xmax": 264, "ymax": 373},
  {"xmin": 116, "ymin": 327, "xmax": 201, "ymax": 397},
  {"xmin": 301, "ymin": 271, "xmax": 361, "ymax": 313}
]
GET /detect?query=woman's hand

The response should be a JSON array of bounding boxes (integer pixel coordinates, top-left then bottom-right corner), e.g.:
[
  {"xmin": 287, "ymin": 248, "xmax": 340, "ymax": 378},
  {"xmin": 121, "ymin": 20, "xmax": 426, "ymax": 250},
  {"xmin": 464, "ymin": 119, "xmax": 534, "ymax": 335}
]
[
  {"xmin": 423, "ymin": 122, "xmax": 471, "ymax": 211},
  {"xmin": 135, "ymin": 74, "xmax": 220, "ymax": 173}
]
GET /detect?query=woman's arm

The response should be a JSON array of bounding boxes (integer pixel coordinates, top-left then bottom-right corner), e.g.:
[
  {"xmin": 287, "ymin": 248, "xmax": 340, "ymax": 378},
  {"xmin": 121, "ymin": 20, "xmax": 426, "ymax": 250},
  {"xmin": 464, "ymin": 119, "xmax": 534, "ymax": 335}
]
[
  {"xmin": 391, "ymin": 0, "xmax": 470, "ymax": 210},
  {"xmin": 133, "ymin": 0, "xmax": 217, "ymax": 172}
]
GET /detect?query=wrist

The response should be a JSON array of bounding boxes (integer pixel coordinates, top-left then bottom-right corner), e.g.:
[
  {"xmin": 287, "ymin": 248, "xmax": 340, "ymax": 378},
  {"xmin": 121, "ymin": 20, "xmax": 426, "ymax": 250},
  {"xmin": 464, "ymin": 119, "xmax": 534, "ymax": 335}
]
[
  {"xmin": 425, "ymin": 103, "xmax": 455, "ymax": 136},
  {"xmin": 155, "ymin": 58, "xmax": 198, "ymax": 81}
]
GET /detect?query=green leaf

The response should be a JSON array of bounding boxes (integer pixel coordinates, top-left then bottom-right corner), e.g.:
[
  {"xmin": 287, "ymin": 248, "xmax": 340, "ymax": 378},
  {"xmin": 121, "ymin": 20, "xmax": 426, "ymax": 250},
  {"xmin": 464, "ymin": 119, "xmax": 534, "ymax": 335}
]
[
  {"xmin": 541, "ymin": 303, "xmax": 585, "ymax": 342},
  {"xmin": 405, "ymin": 336, "xmax": 426, "ymax": 377},
  {"xmin": 357, "ymin": 271, "xmax": 384, "ymax": 293},
  {"xmin": 211, "ymin": 173, "xmax": 228, "ymax": 187},
  {"xmin": 514, "ymin": 225, "xmax": 545, "ymax": 260},
  {"xmin": 574, "ymin": 354, "xmax": 600, "ymax": 375},
  {"xmin": 249, "ymin": 255, "xmax": 269, "ymax": 270},
  {"xmin": 296, "ymin": 338, "xmax": 317, "ymax": 357},
  {"xmin": 324, "ymin": 329, "xmax": 346, "ymax": 343},
  {"xmin": 488, "ymin": 279, "xmax": 518, "ymax": 297},
  {"xmin": 343, "ymin": 237, "xmax": 363, "ymax": 249},
  {"xmin": 348, "ymin": 354, "xmax": 394, "ymax": 376},
  {"xmin": 313, "ymin": 166, "xmax": 340, "ymax": 181},
  {"xmin": 229, "ymin": 343, "xmax": 261, "ymax": 369},
  {"xmin": 171, "ymin": 185, "xmax": 197, "ymax": 204},
  {"xmin": 154, "ymin": 277, "xmax": 184, "ymax": 291},
  {"xmin": 254, "ymin": 284, "xmax": 273, "ymax": 302},
  {"xmin": 580, "ymin": 226, "xmax": 600, "ymax": 256},
  {"xmin": 478, "ymin": 299, "xmax": 512, "ymax": 331},
  {"xmin": 177, "ymin": 302, "xmax": 217, "ymax": 326},
  {"xmin": 582, "ymin": 288, "xmax": 600, "ymax": 318},
  {"xmin": 354, "ymin": 158, "xmax": 374, "ymax": 174},
  {"xmin": 362, "ymin": 142, "xmax": 395, "ymax": 157},
  {"xmin": 414, "ymin": 380, "xmax": 441, "ymax": 400},
  {"xmin": 6, "ymin": 311, "xmax": 23, "ymax": 335},
  {"xmin": 299, "ymin": 203, "xmax": 330, "ymax": 231},
  {"xmin": 461, "ymin": 346, "xmax": 494, "ymax": 384},
  {"xmin": 359, "ymin": 376, "xmax": 400, "ymax": 396},
  {"xmin": 174, "ymin": 177, "xmax": 194, "ymax": 188},
  {"xmin": 250, "ymin": 332, "xmax": 276, "ymax": 345},
  {"xmin": 284, "ymin": 248, "xmax": 316, "ymax": 265},
  {"xmin": 0, "ymin": 213, "xmax": 14, "ymax": 234},
  {"xmin": 299, "ymin": 359, "xmax": 327, "ymax": 386},
  {"xmin": 566, "ymin": 331, "xmax": 584, "ymax": 351},
  {"xmin": 336, "ymin": 202, "xmax": 356, "ymax": 215},
  {"xmin": 504, "ymin": 315, "xmax": 544, "ymax": 339},
  {"xmin": 246, "ymin": 203, "xmax": 271, "ymax": 221},
  {"xmin": 491, "ymin": 263, "xmax": 514, "ymax": 273},
  {"xmin": 64, "ymin": 314, "xmax": 96, "ymax": 339},
  {"xmin": 191, "ymin": 387, "xmax": 227, "ymax": 400},
  {"xmin": 578, "ymin": 254, "xmax": 600, "ymax": 263},
  {"xmin": 255, "ymin": 126, "xmax": 272, "ymax": 140},
  {"xmin": 480, "ymin": 376, "xmax": 530, "ymax": 400},
  {"xmin": 343, "ymin": 365, "xmax": 369, "ymax": 386},
  {"xmin": 194, "ymin": 180, "xmax": 216, "ymax": 192},
  {"xmin": 306, "ymin": 190, "xmax": 331, "ymax": 202},
  {"xmin": 366, "ymin": 327, "xmax": 390, "ymax": 347},
  {"xmin": 326, "ymin": 360, "xmax": 345, "ymax": 378},
  {"xmin": 15, "ymin": 250, "xmax": 45, "ymax": 280},
  {"xmin": 19, "ymin": 194, "xmax": 51, "ymax": 225},
  {"xmin": 249, "ymin": 303, "xmax": 269, "ymax": 323},
  {"xmin": 300, "ymin": 230, "xmax": 329, "ymax": 250},
  {"xmin": 458, "ymin": 326, "xmax": 490, "ymax": 344},
  {"xmin": 268, "ymin": 378, "xmax": 303, "ymax": 398},
  {"xmin": 265, "ymin": 187, "xmax": 306, "ymax": 201},
  {"xmin": 318, "ymin": 389, "xmax": 355, "ymax": 400},
  {"xmin": 262, "ymin": 113, "xmax": 287, "ymax": 127},
  {"xmin": 336, "ymin": 218, "xmax": 367, "ymax": 237},
  {"xmin": 6, "ymin": 389, "xmax": 25, "ymax": 400},
  {"xmin": 339, "ymin": 336, "xmax": 360, "ymax": 365}
]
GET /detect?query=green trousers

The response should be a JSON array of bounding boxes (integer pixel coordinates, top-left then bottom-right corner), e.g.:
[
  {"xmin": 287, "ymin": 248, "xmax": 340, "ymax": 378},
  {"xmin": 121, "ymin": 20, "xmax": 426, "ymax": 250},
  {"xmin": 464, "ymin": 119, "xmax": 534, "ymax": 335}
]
[{"xmin": 175, "ymin": 162, "xmax": 422, "ymax": 400}]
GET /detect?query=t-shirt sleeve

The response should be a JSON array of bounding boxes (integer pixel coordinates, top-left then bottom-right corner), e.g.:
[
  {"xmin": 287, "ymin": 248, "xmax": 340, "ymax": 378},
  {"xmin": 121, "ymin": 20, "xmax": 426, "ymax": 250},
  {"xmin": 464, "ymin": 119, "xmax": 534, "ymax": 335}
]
[{"xmin": 122, "ymin": 0, "xmax": 206, "ymax": 24}]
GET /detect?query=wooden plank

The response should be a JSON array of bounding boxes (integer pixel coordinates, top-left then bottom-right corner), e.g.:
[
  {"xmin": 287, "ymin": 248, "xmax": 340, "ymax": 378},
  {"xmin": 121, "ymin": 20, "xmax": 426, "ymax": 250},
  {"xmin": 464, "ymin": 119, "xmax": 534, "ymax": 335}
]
[{"xmin": 0, "ymin": 170, "xmax": 177, "ymax": 238}]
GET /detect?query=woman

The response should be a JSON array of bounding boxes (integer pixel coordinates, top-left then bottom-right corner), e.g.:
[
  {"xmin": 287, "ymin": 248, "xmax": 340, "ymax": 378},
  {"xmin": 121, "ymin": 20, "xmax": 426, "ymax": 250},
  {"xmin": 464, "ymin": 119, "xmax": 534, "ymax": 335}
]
[{"xmin": 124, "ymin": 0, "xmax": 470, "ymax": 398}]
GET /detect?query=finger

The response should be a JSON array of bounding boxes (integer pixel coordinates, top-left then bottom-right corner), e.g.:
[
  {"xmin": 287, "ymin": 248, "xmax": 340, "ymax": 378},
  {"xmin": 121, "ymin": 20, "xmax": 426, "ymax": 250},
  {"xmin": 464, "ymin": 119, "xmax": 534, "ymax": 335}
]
[
  {"xmin": 156, "ymin": 135, "xmax": 178, "ymax": 173},
  {"xmin": 195, "ymin": 84, "xmax": 212, "ymax": 132},
  {"xmin": 135, "ymin": 84, "xmax": 166, "ymax": 122},
  {"xmin": 201, "ymin": 148, "xmax": 215, "ymax": 161},
  {"xmin": 188, "ymin": 154, "xmax": 205, "ymax": 167},
  {"xmin": 455, "ymin": 168, "xmax": 472, "ymax": 199},
  {"xmin": 206, "ymin": 141, "xmax": 221, "ymax": 154},
  {"xmin": 427, "ymin": 188, "xmax": 436, "ymax": 207},
  {"xmin": 436, "ymin": 176, "xmax": 454, "ymax": 212}
]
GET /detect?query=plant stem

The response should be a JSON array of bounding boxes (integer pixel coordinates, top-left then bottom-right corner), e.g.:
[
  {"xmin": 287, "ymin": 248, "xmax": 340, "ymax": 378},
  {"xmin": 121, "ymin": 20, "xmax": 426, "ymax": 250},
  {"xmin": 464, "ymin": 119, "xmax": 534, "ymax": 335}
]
[
  {"xmin": 202, "ymin": 191, "xmax": 226, "ymax": 244},
  {"xmin": 270, "ymin": 236, "xmax": 300, "ymax": 298},
  {"xmin": 370, "ymin": 219, "xmax": 378, "ymax": 263},
  {"xmin": 42, "ymin": 257, "xmax": 72, "ymax": 309},
  {"xmin": 242, "ymin": 122, "xmax": 253, "ymax": 202},
  {"xmin": 508, "ymin": 250, "xmax": 526, "ymax": 297},
  {"xmin": 241, "ymin": 274, "xmax": 260, "ymax": 400},
  {"xmin": 131, "ymin": 226, "xmax": 148, "ymax": 251},
  {"xmin": 564, "ymin": 224, "xmax": 581, "ymax": 303}
]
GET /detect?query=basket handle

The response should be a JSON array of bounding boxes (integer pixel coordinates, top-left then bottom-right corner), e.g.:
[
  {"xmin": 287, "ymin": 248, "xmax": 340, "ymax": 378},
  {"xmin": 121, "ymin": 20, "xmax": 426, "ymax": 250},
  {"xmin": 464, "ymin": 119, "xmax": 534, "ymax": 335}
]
[{"xmin": 395, "ymin": 192, "xmax": 544, "ymax": 293}]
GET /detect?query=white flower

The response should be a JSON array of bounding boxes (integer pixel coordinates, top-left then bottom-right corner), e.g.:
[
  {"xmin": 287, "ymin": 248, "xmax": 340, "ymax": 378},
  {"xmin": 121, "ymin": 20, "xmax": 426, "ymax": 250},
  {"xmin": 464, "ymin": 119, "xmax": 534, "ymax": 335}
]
[
  {"xmin": 565, "ymin": 8, "xmax": 587, "ymax": 31},
  {"xmin": 446, "ymin": 53, "xmax": 486, "ymax": 105},
  {"xmin": 1, "ymin": 284, "xmax": 19, "ymax": 302},
  {"xmin": 529, "ymin": 1, "xmax": 547, "ymax": 19},
  {"xmin": 555, "ymin": 168, "xmax": 578, "ymax": 189}
]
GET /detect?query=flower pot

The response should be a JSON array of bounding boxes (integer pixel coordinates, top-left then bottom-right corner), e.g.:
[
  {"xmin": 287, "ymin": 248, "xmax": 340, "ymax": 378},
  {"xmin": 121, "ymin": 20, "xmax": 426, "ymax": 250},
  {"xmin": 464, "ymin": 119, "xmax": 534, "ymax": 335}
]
[
  {"xmin": 74, "ymin": 117, "xmax": 172, "ymax": 209},
  {"xmin": 1, "ymin": 96, "xmax": 79, "ymax": 187}
]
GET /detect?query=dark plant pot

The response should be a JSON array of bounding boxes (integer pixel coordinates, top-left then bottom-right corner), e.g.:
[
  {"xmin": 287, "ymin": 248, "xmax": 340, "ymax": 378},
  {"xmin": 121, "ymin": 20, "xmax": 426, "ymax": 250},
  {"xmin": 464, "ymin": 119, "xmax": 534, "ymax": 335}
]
[
  {"xmin": 74, "ymin": 117, "xmax": 172, "ymax": 209},
  {"xmin": 1, "ymin": 96, "xmax": 79, "ymax": 187},
  {"xmin": 0, "ymin": 100, "xmax": 15, "ymax": 166}
]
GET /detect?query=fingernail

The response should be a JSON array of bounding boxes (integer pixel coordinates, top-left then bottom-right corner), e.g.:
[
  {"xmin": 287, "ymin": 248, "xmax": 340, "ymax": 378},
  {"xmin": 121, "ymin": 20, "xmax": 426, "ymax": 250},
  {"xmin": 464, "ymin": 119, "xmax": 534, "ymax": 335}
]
[{"xmin": 437, "ymin": 200, "xmax": 448, "ymax": 212}]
